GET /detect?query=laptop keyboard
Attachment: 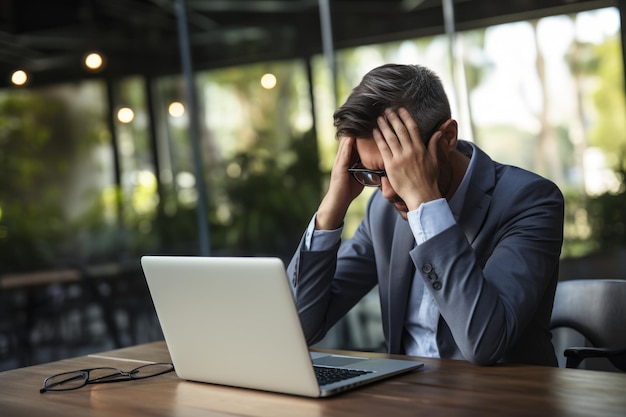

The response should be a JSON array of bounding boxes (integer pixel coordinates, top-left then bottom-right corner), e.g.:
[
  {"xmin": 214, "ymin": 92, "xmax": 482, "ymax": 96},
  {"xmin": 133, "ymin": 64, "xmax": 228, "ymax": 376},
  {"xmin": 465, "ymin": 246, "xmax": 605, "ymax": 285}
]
[{"xmin": 314, "ymin": 366, "xmax": 373, "ymax": 385}]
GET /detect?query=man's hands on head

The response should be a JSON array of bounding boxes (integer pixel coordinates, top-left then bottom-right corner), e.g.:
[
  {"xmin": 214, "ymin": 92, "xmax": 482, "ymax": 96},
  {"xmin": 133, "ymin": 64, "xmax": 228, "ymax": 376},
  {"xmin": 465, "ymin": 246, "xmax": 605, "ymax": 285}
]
[
  {"xmin": 373, "ymin": 108, "xmax": 443, "ymax": 211},
  {"xmin": 316, "ymin": 108, "xmax": 448, "ymax": 230},
  {"xmin": 316, "ymin": 136, "xmax": 364, "ymax": 230}
]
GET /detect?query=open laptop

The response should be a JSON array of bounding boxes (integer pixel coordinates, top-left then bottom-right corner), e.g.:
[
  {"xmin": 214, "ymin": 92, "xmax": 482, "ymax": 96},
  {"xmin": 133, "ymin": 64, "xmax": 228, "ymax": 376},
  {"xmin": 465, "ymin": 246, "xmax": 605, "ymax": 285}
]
[{"xmin": 140, "ymin": 256, "xmax": 423, "ymax": 397}]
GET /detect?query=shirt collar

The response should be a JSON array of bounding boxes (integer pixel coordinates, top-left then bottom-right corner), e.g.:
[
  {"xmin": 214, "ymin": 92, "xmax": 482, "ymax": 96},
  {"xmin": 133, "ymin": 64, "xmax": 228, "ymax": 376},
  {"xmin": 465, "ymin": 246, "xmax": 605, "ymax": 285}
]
[{"xmin": 448, "ymin": 142, "xmax": 475, "ymax": 221}]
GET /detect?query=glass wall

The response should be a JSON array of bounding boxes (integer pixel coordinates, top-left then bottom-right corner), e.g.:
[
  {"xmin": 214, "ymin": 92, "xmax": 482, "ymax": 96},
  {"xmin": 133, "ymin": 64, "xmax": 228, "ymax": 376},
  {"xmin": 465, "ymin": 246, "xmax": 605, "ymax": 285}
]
[
  {"xmin": 310, "ymin": 6, "xmax": 626, "ymax": 350},
  {"xmin": 1, "ymin": 5, "xmax": 624, "ymax": 368},
  {"xmin": 191, "ymin": 61, "xmax": 323, "ymax": 259},
  {"xmin": 0, "ymin": 80, "xmax": 112, "ymax": 271},
  {"xmin": 320, "ymin": 7, "xmax": 625, "ymax": 261}
]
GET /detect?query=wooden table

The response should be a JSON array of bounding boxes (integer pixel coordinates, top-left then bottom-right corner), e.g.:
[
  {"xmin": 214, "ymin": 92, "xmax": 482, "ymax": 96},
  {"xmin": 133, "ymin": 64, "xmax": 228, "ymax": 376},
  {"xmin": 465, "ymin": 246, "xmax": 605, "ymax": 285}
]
[{"xmin": 1, "ymin": 341, "xmax": 625, "ymax": 417}]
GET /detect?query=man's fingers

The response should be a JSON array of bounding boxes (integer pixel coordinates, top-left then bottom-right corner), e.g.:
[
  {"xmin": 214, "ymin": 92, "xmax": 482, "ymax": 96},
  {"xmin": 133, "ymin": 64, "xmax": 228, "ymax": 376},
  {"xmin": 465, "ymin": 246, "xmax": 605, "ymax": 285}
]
[
  {"xmin": 384, "ymin": 110, "xmax": 412, "ymax": 147},
  {"xmin": 381, "ymin": 109, "xmax": 425, "ymax": 152},
  {"xmin": 427, "ymin": 131, "xmax": 443, "ymax": 161},
  {"xmin": 373, "ymin": 123, "xmax": 395, "ymax": 159},
  {"xmin": 375, "ymin": 115, "xmax": 404, "ymax": 154},
  {"xmin": 336, "ymin": 136, "xmax": 355, "ymax": 167},
  {"xmin": 396, "ymin": 108, "xmax": 422, "ymax": 146}
]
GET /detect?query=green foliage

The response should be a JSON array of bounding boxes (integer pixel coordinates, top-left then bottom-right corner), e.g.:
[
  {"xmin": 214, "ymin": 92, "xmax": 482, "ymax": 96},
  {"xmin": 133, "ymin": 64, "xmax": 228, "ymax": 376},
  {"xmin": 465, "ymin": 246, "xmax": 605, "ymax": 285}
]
[
  {"xmin": 588, "ymin": 37, "xmax": 626, "ymax": 156},
  {"xmin": 587, "ymin": 190, "xmax": 626, "ymax": 250},
  {"xmin": 187, "ymin": 61, "xmax": 323, "ymax": 258},
  {"xmin": 0, "ymin": 93, "xmax": 75, "ymax": 270},
  {"xmin": 0, "ymin": 88, "xmax": 106, "ymax": 271},
  {"xmin": 207, "ymin": 128, "xmax": 322, "ymax": 259},
  {"xmin": 585, "ymin": 149, "xmax": 626, "ymax": 251},
  {"xmin": 560, "ymin": 187, "xmax": 595, "ymax": 258}
]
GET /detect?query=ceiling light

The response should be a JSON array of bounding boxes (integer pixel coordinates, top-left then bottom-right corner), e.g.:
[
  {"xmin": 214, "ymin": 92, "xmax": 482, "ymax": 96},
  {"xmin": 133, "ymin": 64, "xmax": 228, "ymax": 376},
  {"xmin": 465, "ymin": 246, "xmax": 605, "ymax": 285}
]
[
  {"xmin": 260, "ymin": 73, "xmax": 277, "ymax": 89},
  {"xmin": 11, "ymin": 70, "xmax": 28, "ymax": 86},
  {"xmin": 117, "ymin": 107, "xmax": 135, "ymax": 123},
  {"xmin": 84, "ymin": 52, "xmax": 104, "ymax": 71},
  {"xmin": 168, "ymin": 102, "xmax": 185, "ymax": 117}
]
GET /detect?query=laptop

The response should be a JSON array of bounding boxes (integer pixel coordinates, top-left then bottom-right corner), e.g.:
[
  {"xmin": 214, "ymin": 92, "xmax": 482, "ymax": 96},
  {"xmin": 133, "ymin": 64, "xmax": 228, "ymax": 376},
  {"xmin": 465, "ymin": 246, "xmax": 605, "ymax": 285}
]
[{"xmin": 140, "ymin": 256, "xmax": 423, "ymax": 397}]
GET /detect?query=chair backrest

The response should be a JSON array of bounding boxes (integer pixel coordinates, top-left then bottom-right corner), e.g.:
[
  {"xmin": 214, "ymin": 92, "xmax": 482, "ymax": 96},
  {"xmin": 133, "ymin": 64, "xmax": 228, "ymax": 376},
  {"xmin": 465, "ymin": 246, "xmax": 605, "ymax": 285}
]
[{"xmin": 550, "ymin": 279, "xmax": 626, "ymax": 369}]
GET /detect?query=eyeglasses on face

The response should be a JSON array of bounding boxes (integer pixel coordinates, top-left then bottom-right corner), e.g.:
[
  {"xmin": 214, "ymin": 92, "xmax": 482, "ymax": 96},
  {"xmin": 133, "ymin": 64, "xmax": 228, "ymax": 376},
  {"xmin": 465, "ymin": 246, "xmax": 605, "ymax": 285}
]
[
  {"xmin": 39, "ymin": 362, "xmax": 175, "ymax": 393},
  {"xmin": 348, "ymin": 168, "xmax": 387, "ymax": 187},
  {"xmin": 347, "ymin": 118, "xmax": 450, "ymax": 187}
]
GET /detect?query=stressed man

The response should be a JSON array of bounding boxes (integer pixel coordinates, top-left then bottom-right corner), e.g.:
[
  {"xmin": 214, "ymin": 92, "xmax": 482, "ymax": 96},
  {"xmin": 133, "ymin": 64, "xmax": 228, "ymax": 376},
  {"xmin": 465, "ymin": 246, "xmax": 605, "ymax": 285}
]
[{"xmin": 287, "ymin": 64, "xmax": 564, "ymax": 366}]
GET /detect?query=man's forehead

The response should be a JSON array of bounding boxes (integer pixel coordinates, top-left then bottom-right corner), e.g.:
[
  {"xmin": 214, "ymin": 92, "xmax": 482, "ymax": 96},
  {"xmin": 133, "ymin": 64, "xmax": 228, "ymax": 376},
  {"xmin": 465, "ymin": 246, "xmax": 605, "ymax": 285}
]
[{"xmin": 354, "ymin": 139, "xmax": 383, "ymax": 167}]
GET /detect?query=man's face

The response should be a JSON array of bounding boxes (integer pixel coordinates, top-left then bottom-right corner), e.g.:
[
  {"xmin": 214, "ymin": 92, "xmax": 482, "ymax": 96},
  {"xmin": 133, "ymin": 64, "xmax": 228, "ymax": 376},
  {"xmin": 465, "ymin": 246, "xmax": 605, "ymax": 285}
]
[
  {"xmin": 354, "ymin": 133, "xmax": 455, "ymax": 219},
  {"xmin": 355, "ymin": 138, "xmax": 410, "ymax": 220}
]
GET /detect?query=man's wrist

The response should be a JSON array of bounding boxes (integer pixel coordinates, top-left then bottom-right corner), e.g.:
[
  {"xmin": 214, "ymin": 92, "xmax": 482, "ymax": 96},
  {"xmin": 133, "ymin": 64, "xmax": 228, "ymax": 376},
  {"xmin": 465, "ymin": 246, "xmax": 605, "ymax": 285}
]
[
  {"xmin": 305, "ymin": 213, "xmax": 343, "ymax": 251},
  {"xmin": 315, "ymin": 197, "xmax": 348, "ymax": 230},
  {"xmin": 408, "ymin": 198, "xmax": 455, "ymax": 245}
]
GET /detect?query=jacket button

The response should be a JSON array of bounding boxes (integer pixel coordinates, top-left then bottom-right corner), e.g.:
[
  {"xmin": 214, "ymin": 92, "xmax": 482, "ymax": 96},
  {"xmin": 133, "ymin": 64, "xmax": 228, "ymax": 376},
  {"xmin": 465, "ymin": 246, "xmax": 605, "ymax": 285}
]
[
  {"xmin": 421, "ymin": 263, "xmax": 433, "ymax": 274},
  {"xmin": 428, "ymin": 272, "xmax": 438, "ymax": 282},
  {"xmin": 433, "ymin": 281, "xmax": 442, "ymax": 290}
]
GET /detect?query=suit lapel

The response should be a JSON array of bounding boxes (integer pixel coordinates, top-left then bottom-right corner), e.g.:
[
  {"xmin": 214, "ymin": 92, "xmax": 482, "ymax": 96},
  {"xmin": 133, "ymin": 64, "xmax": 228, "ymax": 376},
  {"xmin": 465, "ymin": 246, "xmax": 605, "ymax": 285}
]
[
  {"xmin": 456, "ymin": 141, "xmax": 495, "ymax": 245},
  {"xmin": 386, "ymin": 219, "xmax": 416, "ymax": 353}
]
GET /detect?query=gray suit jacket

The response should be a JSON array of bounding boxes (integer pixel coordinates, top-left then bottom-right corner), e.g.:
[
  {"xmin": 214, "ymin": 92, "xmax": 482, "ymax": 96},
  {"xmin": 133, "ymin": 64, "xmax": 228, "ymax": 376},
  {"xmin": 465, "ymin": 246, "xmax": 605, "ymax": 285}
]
[{"xmin": 287, "ymin": 141, "xmax": 564, "ymax": 366}]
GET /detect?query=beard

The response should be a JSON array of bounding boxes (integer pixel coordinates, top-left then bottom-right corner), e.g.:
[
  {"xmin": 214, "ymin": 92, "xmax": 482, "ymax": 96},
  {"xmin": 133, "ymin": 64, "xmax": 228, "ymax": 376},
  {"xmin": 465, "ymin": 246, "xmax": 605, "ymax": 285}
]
[{"xmin": 388, "ymin": 194, "xmax": 409, "ymax": 219}]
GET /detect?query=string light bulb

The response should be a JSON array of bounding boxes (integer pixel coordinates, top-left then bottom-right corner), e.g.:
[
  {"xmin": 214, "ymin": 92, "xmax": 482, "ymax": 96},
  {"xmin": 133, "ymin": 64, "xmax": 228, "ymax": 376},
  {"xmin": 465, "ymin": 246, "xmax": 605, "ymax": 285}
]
[
  {"xmin": 260, "ymin": 73, "xmax": 277, "ymax": 89},
  {"xmin": 168, "ymin": 102, "xmax": 185, "ymax": 117},
  {"xmin": 11, "ymin": 70, "xmax": 28, "ymax": 86},
  {"xmin": 84, "ymin": 52, "xmax": 104, "ymax": 71},
  {"xmin": 117, "ymin": 107, "xmax": 135, "ymax": 123}
]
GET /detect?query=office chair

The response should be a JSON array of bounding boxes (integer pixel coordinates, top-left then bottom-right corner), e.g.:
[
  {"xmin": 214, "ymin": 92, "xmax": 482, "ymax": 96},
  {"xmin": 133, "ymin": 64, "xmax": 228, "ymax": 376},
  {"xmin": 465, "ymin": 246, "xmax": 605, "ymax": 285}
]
[{"xmin": 550, "ymin": 279, "xmax": 626, "ymax": 371}]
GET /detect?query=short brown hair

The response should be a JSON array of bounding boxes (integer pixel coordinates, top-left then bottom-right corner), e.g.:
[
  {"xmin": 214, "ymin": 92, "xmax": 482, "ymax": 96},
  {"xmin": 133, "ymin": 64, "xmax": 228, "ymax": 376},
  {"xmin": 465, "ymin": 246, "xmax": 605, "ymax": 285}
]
[{"xmin": 333, "ymin": 64, "xmax": 451, "ymax": 141}]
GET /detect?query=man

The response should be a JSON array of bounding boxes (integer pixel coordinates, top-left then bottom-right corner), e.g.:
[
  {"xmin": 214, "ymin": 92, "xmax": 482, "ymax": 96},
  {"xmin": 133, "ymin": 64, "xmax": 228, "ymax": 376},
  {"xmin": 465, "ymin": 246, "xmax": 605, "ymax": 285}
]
[{"xmin": 287, "ymin": 64, "xmax": 564, "ymax": 366}]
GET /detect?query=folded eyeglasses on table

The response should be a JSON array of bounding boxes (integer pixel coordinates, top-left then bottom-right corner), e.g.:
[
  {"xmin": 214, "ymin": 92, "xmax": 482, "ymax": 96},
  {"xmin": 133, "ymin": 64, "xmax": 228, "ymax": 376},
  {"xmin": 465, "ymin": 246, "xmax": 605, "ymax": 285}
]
[{"xmin": 39, "ymin": 362, "xmax": 175, "ymax": 393}]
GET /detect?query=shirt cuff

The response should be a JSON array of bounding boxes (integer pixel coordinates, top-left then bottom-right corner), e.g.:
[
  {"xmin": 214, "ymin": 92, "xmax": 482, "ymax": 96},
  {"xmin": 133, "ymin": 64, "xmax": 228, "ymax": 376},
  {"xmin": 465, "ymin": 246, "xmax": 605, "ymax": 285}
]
[
  {"xmin": 407, "ymin": 198, "xmax": 456, "ymax": 245},
  {"xmin": 304, "ymin": 213, "xmax": 343, "ymax": 251}
]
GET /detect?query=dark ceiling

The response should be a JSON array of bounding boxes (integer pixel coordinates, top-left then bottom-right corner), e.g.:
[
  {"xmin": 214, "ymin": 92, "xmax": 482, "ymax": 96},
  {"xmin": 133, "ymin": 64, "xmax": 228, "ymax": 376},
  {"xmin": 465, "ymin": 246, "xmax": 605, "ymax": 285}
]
[{"xmin": 0, "ymin": 0, "xmax": 619, "ymax": 88}]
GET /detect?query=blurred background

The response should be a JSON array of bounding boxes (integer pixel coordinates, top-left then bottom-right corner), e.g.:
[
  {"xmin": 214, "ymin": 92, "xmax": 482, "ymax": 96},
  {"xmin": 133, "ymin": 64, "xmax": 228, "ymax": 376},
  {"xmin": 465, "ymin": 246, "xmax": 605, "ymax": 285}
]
[{"xmin": 1, "ymin": 0, "xmax": 625, "ymax": 371}]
